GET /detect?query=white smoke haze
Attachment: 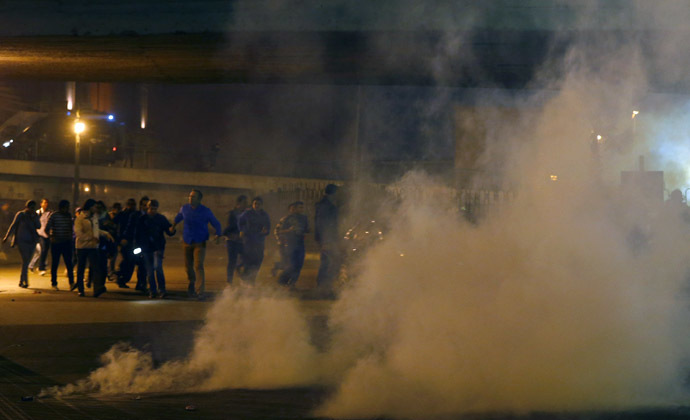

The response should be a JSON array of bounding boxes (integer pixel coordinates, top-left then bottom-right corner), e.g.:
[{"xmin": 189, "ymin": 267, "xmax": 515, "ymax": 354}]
[
  {"xmin": 186, "ymin": 287, "xmax": 321, "ymax": 390},
  {"xmin": 318, "ymin": 170, "xmax": 690, "ymax": 418},
  {"xmin": 41, "ymin": 4, "xmax": 690, "ymax": 419},
  {"xmin": 42, "ymin": 287, "xmax": 322, "ymax": 397},
  {"xmin": 318, "ymin": 10, "xmax": 690, "ymax": 416},
  {"xmin": 45, "ymin": 158, "xmax": 690, "ymax": 417}
]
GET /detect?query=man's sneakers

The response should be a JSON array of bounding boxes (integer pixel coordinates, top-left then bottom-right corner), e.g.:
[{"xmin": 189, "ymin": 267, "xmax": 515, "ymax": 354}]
[{"xmin": 39, "ymin": 270, "xmax": 47, "ymax": 276}]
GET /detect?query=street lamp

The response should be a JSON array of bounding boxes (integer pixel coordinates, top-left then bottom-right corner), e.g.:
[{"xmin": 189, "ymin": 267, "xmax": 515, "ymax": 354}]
[{"xmin": 73, "ymin": 113, "xmax": 85, "ymax": 209}]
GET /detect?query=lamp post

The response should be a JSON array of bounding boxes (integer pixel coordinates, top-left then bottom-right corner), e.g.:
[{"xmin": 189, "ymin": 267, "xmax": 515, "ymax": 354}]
[{"xmin": 73, "ymin": 112, "xmax": 85, "ymax": 209}]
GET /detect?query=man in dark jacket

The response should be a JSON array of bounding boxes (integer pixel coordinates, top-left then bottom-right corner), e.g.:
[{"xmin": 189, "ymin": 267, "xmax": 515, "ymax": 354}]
[
  {"xmin": 315, "ymin": 184, "xmax": 341, "ymax": 295},
  {"xmin": 106, "ymin": 202, "xmax": 122, "ymax": 280},
  {"xmin": 223, "ymin": 195, "xmax": 247, "ymax": 284},
  {"xmin": 238, "ymin": 196, "xmax": 270, "ymax": 284},
  {"xmin": 134, "ymin": 199, "xmax": 174, "ymax": 298},
  {"xmin": 275, "ymin": 201, "xmax": 309, "ymax": 288},
  {"xmin": 45, "ymin": 199, "xmax": 74, "ymax": 290},
  {"xmin": 115, "ymin": 198, "xmax": 137, "ymax": 287},
  {"xmin": 95, "ymin": 201, "xmax": 117, "ymax": 290},
  {"xmin": 119, "ymin": 196, "xmax": 149, "ymax": 291},
  {"xmin": 2, "ymin": 200, "xmax": 40, "ymax": 288}
]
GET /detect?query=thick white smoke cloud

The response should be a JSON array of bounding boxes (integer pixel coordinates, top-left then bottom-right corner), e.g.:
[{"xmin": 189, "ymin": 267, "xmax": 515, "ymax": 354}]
[
  {"xmin": 45, "ymin": 166, "xmax": 690, "ymax": 418},
  {"xmin": 42, "ymin": 288, "xmax": 321, "ymax": 397},
  {"xmin": 318, "ymin": 171, "xmax": 690, "ymax": 418},
  {"xmin": 43, "ymin": 3, "xmax": 690, "ymax": 418}
]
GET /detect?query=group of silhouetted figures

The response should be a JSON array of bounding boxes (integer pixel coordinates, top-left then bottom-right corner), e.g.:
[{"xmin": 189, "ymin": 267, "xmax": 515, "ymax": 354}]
[{"xmin": 0, "ymin": 184, "xmax": 343, "ymax": 300}]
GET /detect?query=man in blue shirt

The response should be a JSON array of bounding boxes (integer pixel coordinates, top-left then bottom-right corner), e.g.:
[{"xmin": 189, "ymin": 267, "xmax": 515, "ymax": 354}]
[{"xmin": 172, "ymin": 189, "xmax": 222, "ymax": 299}]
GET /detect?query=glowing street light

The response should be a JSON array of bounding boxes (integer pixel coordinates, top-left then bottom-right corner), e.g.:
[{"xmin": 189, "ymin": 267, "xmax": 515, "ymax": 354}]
[
  {"xmin": 74, "ymin": 121, "xmax": 85, "ymax": 134},
  {"xmin": 632, "ymin": 110, "xmax": 640, "ymax": 146}
]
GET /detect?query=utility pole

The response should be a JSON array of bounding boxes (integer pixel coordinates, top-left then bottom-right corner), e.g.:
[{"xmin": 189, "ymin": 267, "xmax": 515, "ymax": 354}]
[{"xmin": 73, "ymin": 110, "xmax": 83, "ymax": 209}]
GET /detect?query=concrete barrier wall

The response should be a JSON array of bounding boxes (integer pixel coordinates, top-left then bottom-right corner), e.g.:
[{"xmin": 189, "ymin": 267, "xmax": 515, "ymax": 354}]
[{"xmin": 0, "ymin": 158, "xmax": 335, "ymax": 216}]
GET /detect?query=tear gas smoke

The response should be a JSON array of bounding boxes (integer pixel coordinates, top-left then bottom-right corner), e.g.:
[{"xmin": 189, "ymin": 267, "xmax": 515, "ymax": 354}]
[
  {"xmin": 319, "ymin": 171, "xmax": 690, "ymax": 418},
  {"xmin": 45, "ymin": 168, "xmax": 690, "ymax": 418},
  {"xmin": 42, "ymin": 288, "xmax": 321, "ymax": 397},
  {"xmin": 42, "ymin": 3, "xmax": 690, "ymax": 419}
]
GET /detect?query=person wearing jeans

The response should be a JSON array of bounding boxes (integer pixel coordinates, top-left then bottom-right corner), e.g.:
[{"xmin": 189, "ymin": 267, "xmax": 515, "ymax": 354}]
[
  {"xmin": 46, "ymin": 199, "xmax": 74, "ymax": 290},
  {"xmin": 172, "ymin": 189, "xmax": 222, "ymax": 300},
  {"xmin": 275, "ymin": 201, "xmax": 309, "ymax": 288},
  {"xmin": 315, "ymin": 184, "xmax": 342, "ymax": 297},
  {"xmin": 2, "ymin": 200, "xmax": 40, "ymax": 288},
  {"xmin": 35, "ymin": 199, "xmax": 51, "ymax": 275},
  {"xmin": 74, "ymin": 199, "xmax": 113, "ymax": 297},
  {"xmin": 134, "ymin": 199, "xmax": 174, "ymax": 298},
  {"xmin": 223, "ymin": 195, "xmax": 247, "ymax": 284},
  {"xmin": 238, "ymin": 197, "xmax": 271, "ymax": 285}
]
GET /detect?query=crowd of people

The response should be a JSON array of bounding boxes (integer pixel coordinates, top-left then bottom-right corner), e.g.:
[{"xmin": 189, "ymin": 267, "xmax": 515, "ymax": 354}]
[{"xmin": 0, "ymin": 184, "xmax": 343, "ymax": 300}]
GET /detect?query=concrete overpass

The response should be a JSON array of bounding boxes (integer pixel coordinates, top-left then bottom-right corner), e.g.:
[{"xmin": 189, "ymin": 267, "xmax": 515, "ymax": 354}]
[{"xmin": 0, "ymin": 1, "xmax": 689, "ymax": 90}]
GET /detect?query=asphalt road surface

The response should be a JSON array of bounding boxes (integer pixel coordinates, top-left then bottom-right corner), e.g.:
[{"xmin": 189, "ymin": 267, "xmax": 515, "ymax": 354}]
[{"xmin": 0, "ymin": 242, "xmax": 334, "ymax": 419}]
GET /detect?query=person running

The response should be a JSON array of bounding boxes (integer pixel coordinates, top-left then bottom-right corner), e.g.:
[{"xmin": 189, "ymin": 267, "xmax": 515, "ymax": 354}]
[
  {"xmin": 274, "ymin": 201, "xmax": 309, "ymax": 288},
  {"xmin": 106, "ymin": 202, "xmax": 122, "ymax": 281},
  {"xmin": 115, "ymin": 198, "xmax": 137, "ymax": 288},
  {"xmin": 94, "ymin": 201, "xmax": 117, "ymax": 291},
  {"xmin": 34, "ymin": 198, "xmax": 52, "ymax": 276},
  {"xmin": 172, "ymin": 189, "xmax": 222, "ymax": 300},
  {"xmin": 0, "ymin": 202, "xmax": 11, "ymax": 260},
  {"xmin": 134, "ymin": 199, "xmax": 174, "ymax": 298},
  {"xmin": 45, "ymin": 199, "xmax": 74, "ymax": 290},
  {"xmin": 223, "ymin": 194, "xmax": 247, "ymax": 284},
  {"xmin": 2, "ymin": 200, "xmax": 40, "ymax": 288},
  {"xmin": 238, "ymin": 196, "xmax": 271, "ymax": 285},
  {"xmin": 315, "ymin": 184, "xmax": 342, "ymax": 296},
  {"xmin": 121, "ymin": 196, "xmax": 149, "ymax": 292},
  {"xmin": 74, "ymin": 199, "xmax": 113, "ymax": 297}
]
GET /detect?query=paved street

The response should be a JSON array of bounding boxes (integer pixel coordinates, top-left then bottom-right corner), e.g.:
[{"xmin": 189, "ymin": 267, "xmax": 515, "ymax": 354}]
[{"xmin": 0, "ymin": 243, "xmax": 333, "ymax": 419}]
